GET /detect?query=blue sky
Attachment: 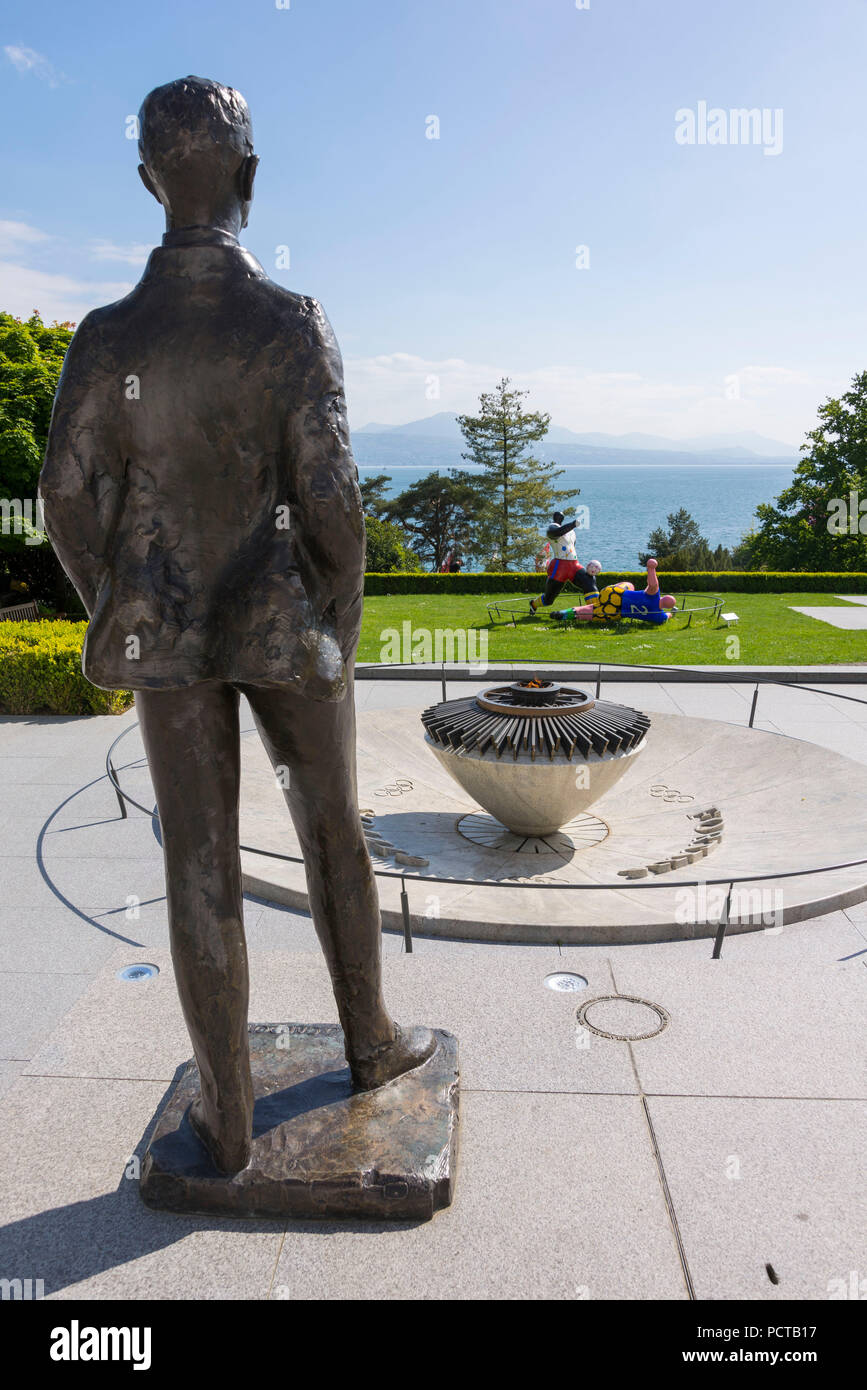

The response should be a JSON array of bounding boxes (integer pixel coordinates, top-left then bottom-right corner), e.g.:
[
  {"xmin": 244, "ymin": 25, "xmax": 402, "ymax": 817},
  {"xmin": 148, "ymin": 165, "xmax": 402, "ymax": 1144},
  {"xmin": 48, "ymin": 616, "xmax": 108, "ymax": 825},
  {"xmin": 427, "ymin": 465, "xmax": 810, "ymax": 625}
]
[{"xmin": 2, "ymin": 0, "xmax": 865, "ymax": 444}]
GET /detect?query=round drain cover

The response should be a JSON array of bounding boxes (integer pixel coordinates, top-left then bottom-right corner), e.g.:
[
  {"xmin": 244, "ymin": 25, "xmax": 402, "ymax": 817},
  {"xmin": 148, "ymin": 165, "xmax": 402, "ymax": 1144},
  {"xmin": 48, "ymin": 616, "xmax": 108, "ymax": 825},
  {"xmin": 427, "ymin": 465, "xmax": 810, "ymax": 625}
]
[
  {"xmin": 577, "ymin": 994, "xmax": 669, "ymax": 1041},
  {"xmin": 117, "ymin": 963, "xmax": 160, "ymax": 982},
  {"xmin": 545, "ymin": 972, "xmax": 589, "ymax": 993}
]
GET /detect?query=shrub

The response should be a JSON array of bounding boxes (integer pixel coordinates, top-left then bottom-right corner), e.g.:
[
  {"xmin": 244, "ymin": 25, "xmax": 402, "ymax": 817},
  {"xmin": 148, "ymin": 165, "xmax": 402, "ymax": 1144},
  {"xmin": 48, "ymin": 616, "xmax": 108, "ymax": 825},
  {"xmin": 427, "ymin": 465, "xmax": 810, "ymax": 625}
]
[
  {"xmin": 364, "ymin": 517, "xmax": 422, "ymax": 573},
  {"xmin": 363, "ymin": 570, "xmax": 867, "ymax": 595},
  {"xmin": 0, "ymin": 620, "xmax": 133, "ymax": 715}
]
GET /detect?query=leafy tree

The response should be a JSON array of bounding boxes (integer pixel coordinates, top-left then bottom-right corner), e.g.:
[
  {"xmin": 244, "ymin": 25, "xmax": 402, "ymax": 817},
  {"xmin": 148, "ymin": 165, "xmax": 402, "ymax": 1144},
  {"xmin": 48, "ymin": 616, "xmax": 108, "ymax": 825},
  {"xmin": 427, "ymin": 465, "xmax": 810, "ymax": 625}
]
[
  {"xmin": 731, "ymin": 532, "xmax": 756, "ymax": 569},
  {"xmin": 0, "ymin": 311, "xmax": 81, "ymax": 610},
  {"xmin": 385, "ymin": 469, "xmax": 482, "ymax": 571},
  {"xmin": 0, "ymin": 311, "xmax": 74, "ymax": 499},
  {"xmin": 457, "ymin": 377, "xmax": 574, "ymax": 570},
  {"xmin": 359, "ymin": 472, "xmax": 392, "ymax": 518},
  {"xmin": 364, "ymin": 515, "xmax": 422, "ymax": 572},
  {"xmin": 749, "ymin": 372, "xmax": 867, "ymax": 571}
]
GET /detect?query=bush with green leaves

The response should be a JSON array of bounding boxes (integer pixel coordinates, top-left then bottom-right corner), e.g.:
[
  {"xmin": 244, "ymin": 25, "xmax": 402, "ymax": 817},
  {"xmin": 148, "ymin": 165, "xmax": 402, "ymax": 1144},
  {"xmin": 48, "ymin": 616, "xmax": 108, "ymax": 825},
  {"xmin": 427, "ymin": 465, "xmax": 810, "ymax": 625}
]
[
  {"xmin": 364, "ymin": 515, "xmax": 422, "ymax": 573},
  {"xmin": 0, "ymin": 312, "xmax": 73, "ymax": 498},
  {"xmin": 362, "ymin": 570, "xmax": 867, "ymax": 596},
  {"xmin": 0, "ymin": 621, "xmax": 132, "ymax": 715},
  {"xmin": 0, "ymin": 312, "xmax": 81, "ymax": 609}
]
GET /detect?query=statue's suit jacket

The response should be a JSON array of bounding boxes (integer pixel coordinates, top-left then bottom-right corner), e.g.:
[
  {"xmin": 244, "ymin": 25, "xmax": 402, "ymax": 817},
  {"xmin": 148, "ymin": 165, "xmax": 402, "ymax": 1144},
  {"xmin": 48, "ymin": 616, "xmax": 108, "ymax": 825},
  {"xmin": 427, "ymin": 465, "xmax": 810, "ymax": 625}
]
[{"xmin": 39, "ymin": 230, "xmax": 364, "ymax": 699}]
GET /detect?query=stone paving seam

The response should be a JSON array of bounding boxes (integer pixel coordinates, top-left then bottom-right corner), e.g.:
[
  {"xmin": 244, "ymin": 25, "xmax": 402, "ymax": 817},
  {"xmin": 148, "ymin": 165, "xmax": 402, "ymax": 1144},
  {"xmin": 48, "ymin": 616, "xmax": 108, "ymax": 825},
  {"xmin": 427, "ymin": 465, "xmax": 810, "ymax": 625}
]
[
  {"xmin": 265, "ymin": 1232, "xmax": 289, "ymax": 1299},
  {"xmin": 638, "ymin": 1092, "xmax": 867, "ymax": 1102},
  {"xmin": 606, "ymin": 954, "xmax": 697, "ymax": 1300}
]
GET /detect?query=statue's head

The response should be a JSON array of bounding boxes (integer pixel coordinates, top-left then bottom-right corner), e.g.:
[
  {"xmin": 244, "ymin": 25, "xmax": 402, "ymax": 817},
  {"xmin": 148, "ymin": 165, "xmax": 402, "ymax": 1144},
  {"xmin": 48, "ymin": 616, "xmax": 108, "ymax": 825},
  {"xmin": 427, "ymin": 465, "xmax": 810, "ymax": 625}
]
[
  {"xmin": 661, "ymin": 594, "xmax": 677, "ymax": 611},
  {"xmin": 137, "ymin": 76, "xmax": 258, "ymax": 232},
  {"xmin": 551, "ymin": 511, "xmax": 564, "ymax": 525}
]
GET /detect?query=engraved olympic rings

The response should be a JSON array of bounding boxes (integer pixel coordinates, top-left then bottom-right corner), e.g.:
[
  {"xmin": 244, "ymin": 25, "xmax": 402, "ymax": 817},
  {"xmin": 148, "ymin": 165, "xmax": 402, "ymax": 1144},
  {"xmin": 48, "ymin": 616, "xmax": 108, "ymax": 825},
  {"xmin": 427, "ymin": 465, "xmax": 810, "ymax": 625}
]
[
  {"xmin": 374, "ymin": 778, "xmax": 415, "ymax": 798},
  {"xmin": 649, "ymin": 784, "xmax": 694, "ymax": 803}
]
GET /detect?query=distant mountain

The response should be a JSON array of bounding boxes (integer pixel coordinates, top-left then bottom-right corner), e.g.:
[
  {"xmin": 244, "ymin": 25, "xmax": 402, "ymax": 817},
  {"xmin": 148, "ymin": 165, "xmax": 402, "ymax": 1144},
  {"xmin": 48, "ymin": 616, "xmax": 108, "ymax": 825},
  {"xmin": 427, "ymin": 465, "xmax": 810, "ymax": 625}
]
[
  {"xmin": 355, "ymin": 411, "xmax": 463, "ymax": 439},
  {"xmin": 353, "ymin": 421, "xmax": 395, "ymax": 435},
  {"xmin": 353, "ymin": 413, "xmax": 798, "ymax": 459}
]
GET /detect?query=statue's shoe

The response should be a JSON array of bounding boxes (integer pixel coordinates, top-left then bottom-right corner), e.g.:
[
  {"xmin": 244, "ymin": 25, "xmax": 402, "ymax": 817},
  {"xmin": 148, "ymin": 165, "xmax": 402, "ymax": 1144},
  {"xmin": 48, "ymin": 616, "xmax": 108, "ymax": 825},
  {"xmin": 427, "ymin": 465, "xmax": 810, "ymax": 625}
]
[{"xmin": 349, "ymin": 1025, "xmax": 438, "ymax": 1092}]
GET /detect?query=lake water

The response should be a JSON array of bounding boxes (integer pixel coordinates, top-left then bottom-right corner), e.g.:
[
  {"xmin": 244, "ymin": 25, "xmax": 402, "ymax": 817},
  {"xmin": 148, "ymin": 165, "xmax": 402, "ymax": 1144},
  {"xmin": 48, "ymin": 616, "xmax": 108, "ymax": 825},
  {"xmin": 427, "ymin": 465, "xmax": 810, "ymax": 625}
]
[{"xmin": 356, "ymin": 462, "xmax": 796, "ymax": 570}]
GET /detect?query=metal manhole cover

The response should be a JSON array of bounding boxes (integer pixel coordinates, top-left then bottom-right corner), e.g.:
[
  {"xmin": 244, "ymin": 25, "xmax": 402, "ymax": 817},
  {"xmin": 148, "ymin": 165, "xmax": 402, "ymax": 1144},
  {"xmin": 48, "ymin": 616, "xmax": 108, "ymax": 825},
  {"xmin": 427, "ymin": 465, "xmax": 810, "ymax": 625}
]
[
  {"xmin": 576, "ymin": 994, "xmax": 669, "ymax": 1041},
  {"xmin": 457, "ymin": 811, "xmax": 609, "ymax": 855}
]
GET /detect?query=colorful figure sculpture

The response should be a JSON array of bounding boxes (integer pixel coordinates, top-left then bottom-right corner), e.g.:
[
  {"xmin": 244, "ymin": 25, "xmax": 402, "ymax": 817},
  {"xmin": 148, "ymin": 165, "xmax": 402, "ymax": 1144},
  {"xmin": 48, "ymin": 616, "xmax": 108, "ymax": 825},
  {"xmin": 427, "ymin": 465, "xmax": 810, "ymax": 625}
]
[
  {"xmin": 529, "ymin": 511, "xmax": 601, "ymax": 612},
  {"xmin": 553, "ymin": 558, "xmax": 676, "ymax": 626}
]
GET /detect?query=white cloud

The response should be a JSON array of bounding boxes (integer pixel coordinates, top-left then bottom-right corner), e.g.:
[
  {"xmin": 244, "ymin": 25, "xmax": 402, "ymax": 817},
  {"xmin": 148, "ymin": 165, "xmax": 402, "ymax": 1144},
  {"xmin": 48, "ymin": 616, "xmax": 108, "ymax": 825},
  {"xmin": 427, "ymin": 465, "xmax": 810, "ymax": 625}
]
[
  {"xmin": 0, "ymin": 217, "xmax": 834, "ymax": 445},
  {"xmin": 0, "ymin": 220, "xmax": 52, "ymax": 255},
  {"xmin": 3, "ymin": 45, "xmax": 64, "ymax": 87},
  {"xmin": 89, "ymin": 239, "xmax": 151, "ymax": 267},
  {"xmin": 343, "ymin": 351, "xmax": 827, "ymax": 446},
  {"xmin": 0, "ymin": 261, "xmax": 133, "ymax": 325}
]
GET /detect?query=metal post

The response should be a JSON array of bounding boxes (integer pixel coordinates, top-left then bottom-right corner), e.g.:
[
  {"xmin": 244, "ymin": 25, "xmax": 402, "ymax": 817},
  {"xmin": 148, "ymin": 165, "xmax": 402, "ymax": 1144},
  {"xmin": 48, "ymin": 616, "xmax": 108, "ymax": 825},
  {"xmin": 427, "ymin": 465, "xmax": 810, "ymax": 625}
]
[
  {"xmin": 108, "ymin": 761, "xmax": 128, "ymax": 819},
  {"xmin": 595, "ymin": 662, "xmax": 601, "ymax": 699},
  {"xmin": 441, "ymin": 661, "xmax": 446, "ymax": 704},
  {"xmin": 749, "ymin": 684, "xmax": 759, "ymax": 729},
  {"xmin": 712, "ymin": 881, "xmax": 733, "ymax": 959},
  {"xmin": 400, "ymin": 876, "xmax": 413, "ymax": 953}
]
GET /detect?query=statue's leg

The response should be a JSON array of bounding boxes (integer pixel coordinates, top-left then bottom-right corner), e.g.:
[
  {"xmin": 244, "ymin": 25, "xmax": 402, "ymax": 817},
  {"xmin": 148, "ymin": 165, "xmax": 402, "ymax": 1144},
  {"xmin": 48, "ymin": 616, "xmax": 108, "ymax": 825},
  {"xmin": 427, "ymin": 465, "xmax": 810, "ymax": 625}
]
[
  {"xmin": 136, "ymin": 681, "xmax": 253, "ymax": 1174},
  {"xmin": 243, "ymin": 680, "xmax": 436, "ymax": 1090},
  {"xmin": 542, "ymin": 569, "xmax": 564, "ymax": 606}
]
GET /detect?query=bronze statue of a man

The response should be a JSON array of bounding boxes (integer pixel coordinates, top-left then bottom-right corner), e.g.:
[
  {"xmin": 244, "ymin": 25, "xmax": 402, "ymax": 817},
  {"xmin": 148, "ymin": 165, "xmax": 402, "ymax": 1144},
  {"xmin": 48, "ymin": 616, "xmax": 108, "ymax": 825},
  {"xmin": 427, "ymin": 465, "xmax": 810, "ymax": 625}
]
[{"xmin": 39, "ymin": 76, "xmax": 434, "ymax": 1176}]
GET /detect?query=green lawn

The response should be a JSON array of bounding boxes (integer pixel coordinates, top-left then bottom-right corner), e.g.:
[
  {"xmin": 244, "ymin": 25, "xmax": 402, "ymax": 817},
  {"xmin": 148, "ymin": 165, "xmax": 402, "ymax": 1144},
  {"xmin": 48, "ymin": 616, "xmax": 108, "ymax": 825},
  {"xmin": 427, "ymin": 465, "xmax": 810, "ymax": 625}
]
[{"xmin": 358, "ymin": 591, "xmax": 867, "ymax": 666}]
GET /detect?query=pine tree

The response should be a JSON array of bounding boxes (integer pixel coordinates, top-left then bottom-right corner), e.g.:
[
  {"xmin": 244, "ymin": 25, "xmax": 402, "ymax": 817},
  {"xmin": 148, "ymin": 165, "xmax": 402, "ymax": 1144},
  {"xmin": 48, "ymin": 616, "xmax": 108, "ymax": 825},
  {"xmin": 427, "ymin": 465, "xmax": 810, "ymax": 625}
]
[
  {"xmin": 639, "ymin": 509, "xmax": 705, "ymax": 565},
  {"xmin": 457, "ymin": 378, "xmax": 575, "ymax": 570},
  {"xmin": 640, "ymin": 509, "xmax": 741, "ymax": 570}
]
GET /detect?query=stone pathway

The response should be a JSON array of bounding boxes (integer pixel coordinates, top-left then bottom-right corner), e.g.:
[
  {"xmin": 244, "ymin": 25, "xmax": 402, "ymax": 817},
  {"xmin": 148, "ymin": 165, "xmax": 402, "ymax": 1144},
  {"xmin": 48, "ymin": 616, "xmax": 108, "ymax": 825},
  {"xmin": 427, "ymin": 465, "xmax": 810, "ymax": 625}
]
[
  {"xmin": 0, "ymin": 675, "xmax": 865, "ymax": 1299},
  {"xmin": 790, "ymin": 606, "xmax": 867, "ymax": 629}
]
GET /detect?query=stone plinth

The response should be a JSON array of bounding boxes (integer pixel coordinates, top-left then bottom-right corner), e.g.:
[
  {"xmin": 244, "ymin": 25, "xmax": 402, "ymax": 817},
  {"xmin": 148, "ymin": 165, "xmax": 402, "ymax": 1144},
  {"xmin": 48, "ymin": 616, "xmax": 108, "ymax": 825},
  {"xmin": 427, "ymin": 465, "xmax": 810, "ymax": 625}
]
[{"xmin": 140, "ymin": 1024, "xmax": 459, "ymax": 1221}]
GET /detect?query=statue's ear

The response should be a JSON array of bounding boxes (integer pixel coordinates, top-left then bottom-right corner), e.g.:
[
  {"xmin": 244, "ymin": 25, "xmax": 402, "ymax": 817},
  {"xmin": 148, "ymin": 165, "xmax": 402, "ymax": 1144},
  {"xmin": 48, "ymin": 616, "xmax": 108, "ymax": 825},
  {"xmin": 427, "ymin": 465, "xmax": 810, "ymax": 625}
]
[
  {"xmin": 138, "ymin": 164, "xmax": 161, "ymax": 203},
  {"xmin": 240, "ymin": 154, "xmax": 259, "ymax": 206}
]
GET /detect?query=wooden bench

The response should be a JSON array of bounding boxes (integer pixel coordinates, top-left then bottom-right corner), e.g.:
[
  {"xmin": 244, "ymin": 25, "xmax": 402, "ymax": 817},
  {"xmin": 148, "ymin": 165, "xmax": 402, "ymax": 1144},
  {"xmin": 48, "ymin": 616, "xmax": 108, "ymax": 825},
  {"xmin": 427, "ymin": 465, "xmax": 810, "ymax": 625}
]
[{"xmin": 0, "ymin": 600, "xmax": 40, "ymax": 622}]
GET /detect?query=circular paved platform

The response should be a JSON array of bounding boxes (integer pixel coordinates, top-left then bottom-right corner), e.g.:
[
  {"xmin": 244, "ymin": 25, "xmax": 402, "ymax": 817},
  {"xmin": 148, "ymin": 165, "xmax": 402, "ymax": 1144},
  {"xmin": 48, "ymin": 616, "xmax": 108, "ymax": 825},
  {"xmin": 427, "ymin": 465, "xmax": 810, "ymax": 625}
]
[{"xmin": 239, "ymin": 707, "xmax": 867, "ymax": 944}]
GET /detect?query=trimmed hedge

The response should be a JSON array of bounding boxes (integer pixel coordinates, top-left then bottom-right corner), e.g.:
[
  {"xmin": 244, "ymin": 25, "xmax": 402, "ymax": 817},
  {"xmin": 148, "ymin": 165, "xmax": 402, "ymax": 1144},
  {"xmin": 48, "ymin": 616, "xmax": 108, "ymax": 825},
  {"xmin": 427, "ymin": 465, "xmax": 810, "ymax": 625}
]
[
  {"xmin": 364, "ymin": 571, "xmax": 867, "ymax": 596},
  {"xmin": 0, "ymin": 621, "xmax": 133, "ymax": 715}
]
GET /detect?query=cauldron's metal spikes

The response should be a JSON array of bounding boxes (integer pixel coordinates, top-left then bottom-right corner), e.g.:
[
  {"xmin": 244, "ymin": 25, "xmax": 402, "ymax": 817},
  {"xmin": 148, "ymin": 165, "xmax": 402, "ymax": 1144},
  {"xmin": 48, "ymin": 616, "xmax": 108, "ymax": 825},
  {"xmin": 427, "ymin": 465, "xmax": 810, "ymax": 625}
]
[{"xmin": 421, "ymin": 689, "xmax": 649, "ymax": 761}]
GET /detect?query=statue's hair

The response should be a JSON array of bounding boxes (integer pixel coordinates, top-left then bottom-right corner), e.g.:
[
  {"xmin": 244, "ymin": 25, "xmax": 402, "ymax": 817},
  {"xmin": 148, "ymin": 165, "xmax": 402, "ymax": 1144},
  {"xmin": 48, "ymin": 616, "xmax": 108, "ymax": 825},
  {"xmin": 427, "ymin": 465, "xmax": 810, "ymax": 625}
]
[{"xmin": 138, "ymin": 75, "xmax": 253, "ymax": 176}]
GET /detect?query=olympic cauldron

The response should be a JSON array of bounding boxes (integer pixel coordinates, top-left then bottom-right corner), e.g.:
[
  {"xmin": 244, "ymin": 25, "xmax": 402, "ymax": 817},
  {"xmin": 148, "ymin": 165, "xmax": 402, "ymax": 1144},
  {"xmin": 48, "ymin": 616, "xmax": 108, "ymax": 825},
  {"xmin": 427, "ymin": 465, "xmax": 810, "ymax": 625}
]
[{"xmin": 421, "ymin": 679, "xmax": 650, "ymax": 837}]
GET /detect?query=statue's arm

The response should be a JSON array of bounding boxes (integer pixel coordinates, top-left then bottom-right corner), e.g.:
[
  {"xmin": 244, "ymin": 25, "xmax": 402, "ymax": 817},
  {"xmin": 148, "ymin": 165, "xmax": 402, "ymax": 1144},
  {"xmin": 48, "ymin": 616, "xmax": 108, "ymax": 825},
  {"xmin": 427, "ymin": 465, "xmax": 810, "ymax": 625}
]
[
  {"xmin": 547, "ymin": 519, "xmax": 577, "ymax": 539},
  {"xmin": 287, "ymin": 301, "xmax": 365, "ymax": 662},
  {"xmin": 38, "ymin": 316, "xmax": 116, "ymax": 617}
]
